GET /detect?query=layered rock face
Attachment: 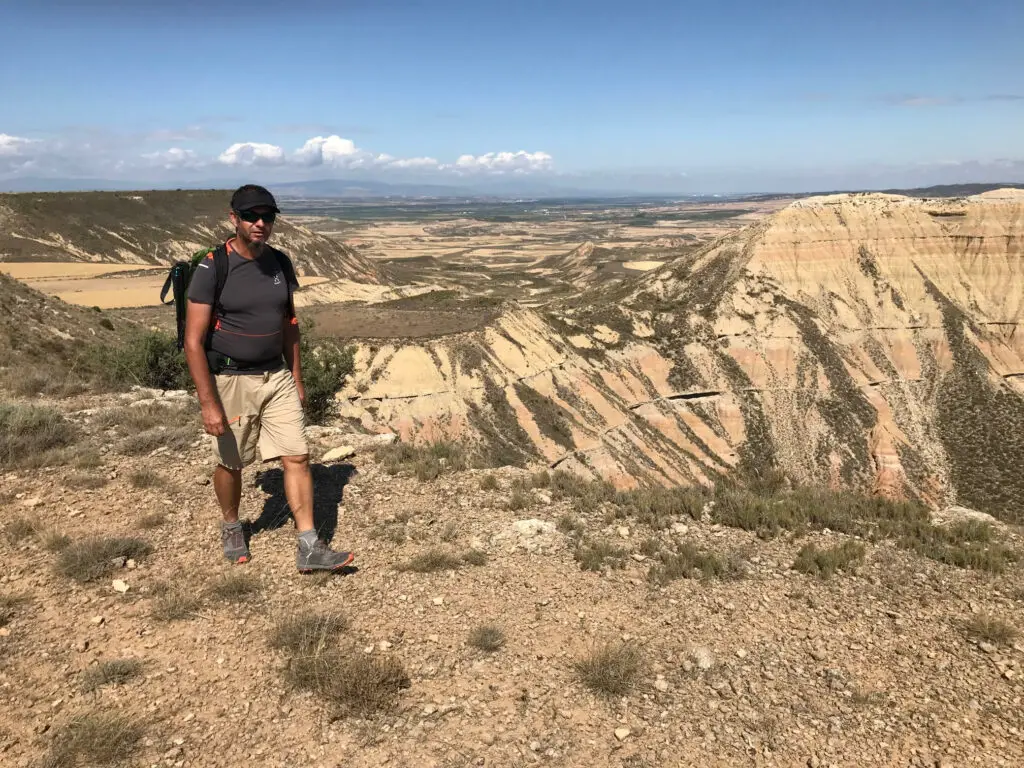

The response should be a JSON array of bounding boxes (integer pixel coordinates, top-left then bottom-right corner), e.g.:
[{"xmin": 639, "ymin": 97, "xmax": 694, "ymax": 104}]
[{"xmin": 340, "ymin": 190, "xmax": 1024, "ymax": 522}]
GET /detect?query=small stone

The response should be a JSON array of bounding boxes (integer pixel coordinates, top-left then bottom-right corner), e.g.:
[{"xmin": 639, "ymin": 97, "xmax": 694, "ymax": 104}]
[
  {"xmin": 482, "ymin": 734, "xmax": 496, "ymax": 746},
  {"xmin": 0, "ymin": 628, "xmax": 10, "ymax": 637},
  {"xmin": 182, "ymin": 713, "xmax": 194, "ymax": 723},
  {"xmin": 671, "ymin": 522, "xmax": 689, "ymax": 534},
  {"xmin": 631, "ymin": 553, "xmax": 646, "ymax": 562},
  {"xmin": 654, "ymin": 679, "xmax": 669, "ymax": 692},
  {"xmin": 736, "ymin": 649, "xmax": 748, "ymax": 659},
  {"xmin": 23, "ymin": 497, "xmax": 43, "ymax": 508},
  {"xmin": 112, "ymin": 580, "xmax": 130, "ymax": 594},
  {"xmin": 423, "ymin": 704, "xmax": 436, "ymax": 716},
  {"xmin": 75, "ymin": 639, "xmax": 89, "ymax": 653},
  {"xmin": 378, "ymin": 641, "xmax": 392, "ymax": 651},
  {"xmin": 529, "ymin": 741, "xmax": 541, "ymax": 752},
  {"xmin": 614, "ymin": 727, "xmax": 631, "ymax": 741},
  {"xmin": 979, "ymin": 641, "xmax": 997, "ymax": 654},
  {"xmin": 810, "ymin": 647, "xmax": 827, "ymax": 661},
  {"xmin": 617, "ymin": 526, "xmax": 630, "ymax": 538},
  {"xmin": 432, "ymin": 597, "xmax": 444, "ymax": 606},
  {"xmin": 428, "ymin": 634, "xmax": 440, "ymax": 643},
  {"xmin": 90, "ymin": 616, "xmax": 105, "ymax": 625},
  {"xmin": 126, "ymin": 559, "xmax": 137, "ymax": 570},
  {"xmin": 322, "ymin": 446, "xmax": 355, "ymax": 462}
]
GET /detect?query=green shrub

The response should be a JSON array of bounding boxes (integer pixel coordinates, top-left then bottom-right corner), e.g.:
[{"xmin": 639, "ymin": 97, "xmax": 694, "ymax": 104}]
[
  {"xmin": 300, "ymin": 321, "xmax": 355, "ymax": 426},
  {"xmin": 83, "ymin": 331, "xmax": 190, "ymax": 391}
]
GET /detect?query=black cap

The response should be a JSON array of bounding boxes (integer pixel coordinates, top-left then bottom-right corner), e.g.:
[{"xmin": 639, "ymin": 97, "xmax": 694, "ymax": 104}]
[{"xmin": 230, "ymin": 184, "xmax": 280, "ymax": 213}]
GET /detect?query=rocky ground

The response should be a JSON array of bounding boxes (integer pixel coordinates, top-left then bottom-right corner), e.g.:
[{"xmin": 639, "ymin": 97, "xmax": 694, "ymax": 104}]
[{"xmin": 1, "ymin": 390, "xmax": 1023, "ymax": 768}]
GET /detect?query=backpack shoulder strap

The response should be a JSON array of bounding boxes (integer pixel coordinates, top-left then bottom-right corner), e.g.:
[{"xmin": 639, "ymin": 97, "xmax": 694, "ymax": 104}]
[
  {"xmin": 211, "ymin": 242, "xmax": 230, "ymax": 313},
  {"xmin": 274, "ymin": 249, "xmax": 298, "ymax": 318}
]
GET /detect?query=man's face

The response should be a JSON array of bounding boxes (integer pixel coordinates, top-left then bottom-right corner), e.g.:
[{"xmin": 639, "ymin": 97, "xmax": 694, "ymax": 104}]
[{"xmin": 231, "ymin": 206, "xmax": 276, "ymax": 245}]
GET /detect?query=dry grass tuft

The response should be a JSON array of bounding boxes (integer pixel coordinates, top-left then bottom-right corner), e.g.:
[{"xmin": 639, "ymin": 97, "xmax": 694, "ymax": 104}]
[
  {"xmin": 439, "ymin": 520, "xmax": 459, "ymax": 542},
  {"xmin": 38, "ymin": 528, "xmax": 72, "ymax": 552},
  {"xmin": 270, "ymin": 611, "xmax": 349, "ymax": 655},
  {"xmin": 128, "ymin": 469, "xmax": 164, "ymax": 489},
  {"xmin": 792, "ymin": 540, "xmax": 866, "ymax": 578},
  {"xmin": 286, "ymin": 650, "xmax": 410, "ymax": 716},
  {"xmin": 397, "ymin": 547, "xmax": 466, "ymax": 573},
  {"xmin": 461, "ymin": 549, "xmax": 488, "ymax": 566},
  {"xmin": 115, "ymin": 426, "xmax": 194, "ymax": 456},
  {"xmin": 4, "ymin": 516, "xmax": 36, "ymax": 543},
  {"xmin": 80, "ymin": 659, "xmax": 145, "ymax": 692},
  {"xmin": 556, "ymin": 513, "xmax": 585, "ymax": 536},
  {"xmin": 575, "ymin": 641, "xmax": 643, "ymax": 697},
  {"xmin": 42, "ymin": 712, "xmax": 145, "ymax": 768},
  {"xmin": 0, "ymin": 402, "xmax": 78, "ymax": 469},
  {"xmin": 468, "ymin": 624, "xmax": 506, "ymax": 652},
  {"xmin": 962, "ymin": 614, "xmax": 1019, "ymax": 646},
  {"xmin": 64, "ymin": 472, "xmax": 108, "ymax": 490},
  {"xmin": 209, "ymin": 572, "xmax": 262, "ymax": 603},
  {"xmin": 136, "ymin": 512, "xmax": 167, "ymax": 530},
  {"xmin": 150, "ymin": 586, "xmax": 203, "ymax": 622},
  {"xmin": 0, "ymin": 593, "xmax": 29, "ymax": 627},
  {"xmin": 507, "ymin": 489, "xmax": 531, "ymax": 511},
  {"xmin": 56, "ymin": 537, "xmax": 152, "ymax": 583},
  {"xmin": 479, "ymin": 474, "xmax": 500, "ymax": 491}
]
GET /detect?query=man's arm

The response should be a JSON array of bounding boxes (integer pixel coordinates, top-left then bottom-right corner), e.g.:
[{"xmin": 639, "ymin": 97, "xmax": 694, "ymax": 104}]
[
  {"xmin": 184, "ymin": 300, "xmax": 227, "ymax": 436},
  {"xmin": 283, "ymin": 314, "xmax": 305, "ymax": 406}
]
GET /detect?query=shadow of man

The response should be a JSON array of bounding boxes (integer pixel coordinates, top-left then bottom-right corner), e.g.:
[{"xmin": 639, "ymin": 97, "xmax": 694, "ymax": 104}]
[{"xmin": 247, "ymin": 462, "xmax": 357, "ymax": 545}]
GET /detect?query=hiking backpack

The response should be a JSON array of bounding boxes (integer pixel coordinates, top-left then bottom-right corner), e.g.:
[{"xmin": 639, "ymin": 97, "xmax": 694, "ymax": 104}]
[
  {"xmin": 160, "ymin": 244, "xmax": 229, "ymax": 350},
  {"xmin": 159, "ymin": 243, "xmax": 298, "ymax": 351}
]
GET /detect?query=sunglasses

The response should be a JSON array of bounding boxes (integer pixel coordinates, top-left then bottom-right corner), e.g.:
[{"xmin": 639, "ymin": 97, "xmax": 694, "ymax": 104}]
[{"xmin": 235, "ymin": 209, "xmax": 277, "ymax": 224}]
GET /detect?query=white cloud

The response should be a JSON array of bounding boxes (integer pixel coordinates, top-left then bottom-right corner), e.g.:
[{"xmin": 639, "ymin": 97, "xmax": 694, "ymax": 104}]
[
  {"xmin": 217, "ymin": 142, "xmax": 286, "ymax": 166},
  {"xmin": 0, "ymin": 134, "xmax": 39, "ymax": 156},
  {"xmin": 142, "ymin": 147, "xmax": 201, "ymax": 169},
  {"xmin": 387, "ymin": 156, "xmax": 440, "ymax": 169},
  {"xmin": 449, "ymin": 150, "xmax": 554, "ymax": 174},
  {"xmin": 295, "ymin": 135, "xmax": 359, "ymax": 166}
]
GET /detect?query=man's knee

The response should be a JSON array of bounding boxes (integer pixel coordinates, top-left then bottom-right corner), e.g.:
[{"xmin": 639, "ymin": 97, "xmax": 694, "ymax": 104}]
[{"xmin": 280, "ymin": 454, "xmax": 310, "ymax": 471}]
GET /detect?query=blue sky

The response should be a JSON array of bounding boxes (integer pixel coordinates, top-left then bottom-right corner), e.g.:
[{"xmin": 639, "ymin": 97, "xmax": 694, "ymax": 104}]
[{"xmin": 1, "ymin": 0, "xmax": 1022, "ymax": 193}]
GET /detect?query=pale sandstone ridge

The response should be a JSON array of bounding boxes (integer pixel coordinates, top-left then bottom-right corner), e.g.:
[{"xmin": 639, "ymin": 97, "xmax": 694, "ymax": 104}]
[{"xmin": 340, "ymin": 190, "xmax": 1024, "ymax": 523}]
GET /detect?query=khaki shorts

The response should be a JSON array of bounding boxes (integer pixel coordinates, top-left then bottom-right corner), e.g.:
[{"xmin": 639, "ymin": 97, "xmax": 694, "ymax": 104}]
[{"xmin": 212, "ymin": 369, "xmax": 308, "ymax": 470}]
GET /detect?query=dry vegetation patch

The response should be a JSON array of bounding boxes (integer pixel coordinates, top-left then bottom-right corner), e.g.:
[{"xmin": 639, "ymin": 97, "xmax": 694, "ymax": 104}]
[
  {"xmin": 792, "ymin": 540, "xmax": 866, "ymax": 578},
  {"xmin": 468, "ymin": 624, "xmax": 507, "ymax": 652},
  {"xmin": 80, "ymin": 659, "xmax": 145, "ymax": 692},
  {"xmin": 0, "ymin": 402, "xmax": 78, "ymax": 469},
  {"xmin": 962, "ymin": 615, "xmax": 1020, "ymax": 646},
  {"xmin": 209, "ymin": 572, "xmax": 263, "ymax": 603},
  {"xmin": 41, "ymin": 712, "xmax": 145, "ymax": 768},
  {"xmin": 0, "ymin": 593, "xmax": 29, "ymax": 627},
  {"xmin": 55, "ymin": 537, "xmax": 152, "ymax": 583},
  {"xmin": 575, "ymin": 641, "xmax": 643, "ymax": 697},
  {"xmin": 648, "ymin": 542, "xmax": 747, "ymax": 584}
]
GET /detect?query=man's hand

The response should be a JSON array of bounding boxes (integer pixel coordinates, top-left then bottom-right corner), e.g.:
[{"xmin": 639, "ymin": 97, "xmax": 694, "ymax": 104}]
[
  {"xmin": 201, "ymin": 402, "xmax": 229, "ymax": 436},
  {"xmin": 295, "ymin": 379, "xmax": 307, "ymax": 409}
]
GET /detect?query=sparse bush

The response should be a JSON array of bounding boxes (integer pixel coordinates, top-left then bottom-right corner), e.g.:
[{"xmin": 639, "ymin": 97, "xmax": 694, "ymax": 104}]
[
  {"xmin": 83, "ymin": 330, "xmax": 190, "ymax": 391},
  {"xmin": 479, "ymin": 474, "xmax": 500, "ymax": 491},
  {"xmin": 378, "ymin": 440, "xmax": 467, "ymax": 481},
  {"xmin": 649, "ymin": 543, "xmax": 746, "ymax": 584},
  {"xmin": 462, "ymin": 549, "xmax": 488, "ymax": 566},
  {"xmin": 613, "ymin": 485, "xmax": 707, "ymax": 529},
  {"xmin": 962, "ymin": 615, "xmax": 1019, "ymax": 646},
  {"xmin": 151, "ymin": 587, "xmax": 202, "ymax": 622},
  {"xmin": 469, "ymin": 624, "xmax": 506, "ymax": 652},
  {"xmin": 792, "ymin": 540, "xmax": 866, "ymax": 579},
  {"xmin": 42, "ymin": 712, "xmax": 145, "ymax": 768},
  {"xmin": 38, "ymin": 528, "xmax": 72, "ymax": 552},
  {"xmin": 557, "ymin": 513, "xmax": 584, "ymax": 536},
  {"xmin": 507, "ymin": 489, "xmax": 531, "ymax": 511},
  {"xmin": 285, "ymin": 649, "xmax": 410, "ymax": 716},
  {"xmin": 531, "ymin": 470, "xmax": 551, "ymax": 488},
  {"xmin": 93, "ymin": 403, "xmax": 193, "ymax": 431},
  {"xmin": 65, "ymin": 472, "xmax": 108, "ymax": 490},
  {"xmin": 0, "ymin": 402, "xmax": 77, "ymax": 469},
  {"xmin": 575, "ymin": 641, "xmax": 643, "ymax": 697},
  {"xmin": 136, "ymin": 512, "xmax": 167, "ymax": 529},
  {"xmin": 80, "ymin": 659, "xmax": 144, "ymax": 692},
  {"xmin": 115, "ymin": 425, "xmax": 194, "ymax": 456},
  {"xmin": 270, "ymin": 611, "xmax": 349, "ymax": 655},
  {"xmin": 128, "ymin": 469, "xmax": 164, "ymax": 489},
  {"xmin": 300, "ymin": 322, "xmax": 355, "ymax": 426},
  {"xmin": 439, "ymin": 521, "xmax": 459, "ymax": 542},
  {"xmin": 56, "ymin": 537, "xmax": 152, "ymax": 583},
  {"xmin": 574, "ymin": 538, "xmax": 628, "ymax": 572},
  {"xmin": 397, "ymin": 547, "xmax": 465, "ymax": 573},
  {"xmin": 0, "ymin": 594, "xmax": 28, "ymax": 627},
  {"xmin": 210, "ymin": 572, "xmax": 262, "ymax": 603},
  {"xmin": 4, "ymin": 516, "xmax": 36, "ymax": 543}
]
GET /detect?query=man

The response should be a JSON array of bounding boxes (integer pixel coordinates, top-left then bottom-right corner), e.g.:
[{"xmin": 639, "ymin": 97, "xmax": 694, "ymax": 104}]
[{"xmin": 184, "ymin": 184, "xmax": 354, "ymax": 573}]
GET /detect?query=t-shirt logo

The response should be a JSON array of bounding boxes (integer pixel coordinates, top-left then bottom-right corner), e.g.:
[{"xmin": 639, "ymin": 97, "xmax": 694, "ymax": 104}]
[{"xmin": 273, "ymin": 272, "xmax": 282, "ymax": 285}]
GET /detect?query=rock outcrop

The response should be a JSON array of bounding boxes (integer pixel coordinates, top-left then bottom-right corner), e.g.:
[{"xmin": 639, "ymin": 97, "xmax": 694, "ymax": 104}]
[{"xmin": 339, "ymin": 189, "xmax": 1024, "ymax": 523}]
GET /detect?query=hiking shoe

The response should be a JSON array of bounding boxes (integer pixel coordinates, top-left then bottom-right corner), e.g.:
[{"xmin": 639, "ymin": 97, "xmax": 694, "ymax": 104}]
[
  {"xmin": 297, "ymin": 538, "xmax": 354, "ymax": 573},
  {"xmin": 222, "ymin": 523, "xmax": 249, "ymax": 564}
]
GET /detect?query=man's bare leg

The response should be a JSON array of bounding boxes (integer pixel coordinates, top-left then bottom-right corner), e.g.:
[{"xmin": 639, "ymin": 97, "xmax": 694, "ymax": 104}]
[
  {"xmin": 283, "ymin": 454, "xmax": 354, "ymax": 572},
  {"xmin": 214, "ymin": 464, "xmax": 242, "ymax": 522},
  {"xmin": 215, "ymin": 464, "xmax": 248, "ymax": 563}
]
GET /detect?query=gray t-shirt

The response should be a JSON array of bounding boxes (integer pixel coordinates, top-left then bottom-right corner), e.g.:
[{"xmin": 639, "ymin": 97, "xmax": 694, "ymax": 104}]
[{"xmin": 187, "ymin": 242, "xmax": 299, "ymax": 368}]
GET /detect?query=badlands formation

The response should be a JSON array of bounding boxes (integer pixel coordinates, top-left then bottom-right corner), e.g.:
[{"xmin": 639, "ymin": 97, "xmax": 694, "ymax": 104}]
[{"xmin": 339, "ymin": 190, "xmax": 1024, "ymax": 522}]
